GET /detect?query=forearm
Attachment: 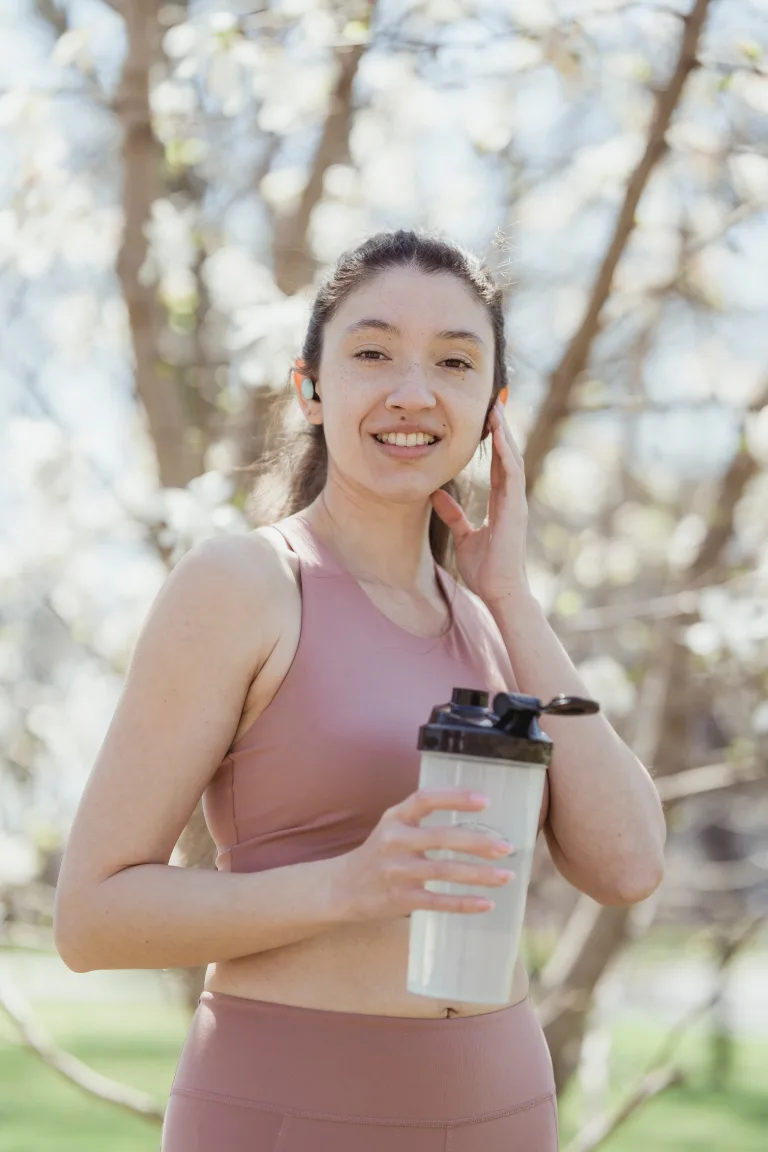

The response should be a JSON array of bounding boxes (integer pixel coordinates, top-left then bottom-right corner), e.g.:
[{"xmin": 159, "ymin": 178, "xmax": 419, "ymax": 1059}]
[
  {"xmin": 486, "ymin": 590, "xmax": 666, "ymax": 904},
  {"xmin": 54, "ymin": 855, "xmax": 349, "ymax": 973}
]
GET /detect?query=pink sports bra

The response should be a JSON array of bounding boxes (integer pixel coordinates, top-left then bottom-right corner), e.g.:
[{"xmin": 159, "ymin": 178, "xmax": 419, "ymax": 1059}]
[{"xmin": 202, "ymin": 510, "xmax": 517, "ymax": 873}]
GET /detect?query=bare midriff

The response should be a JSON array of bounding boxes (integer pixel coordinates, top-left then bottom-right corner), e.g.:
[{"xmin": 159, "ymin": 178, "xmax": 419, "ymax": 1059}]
[
  {"xmin": 202, "ymin": 527, "xmax": 533, "ymax": 1020},
  {"xmin": 203, "ymin": 919, "xmax": 530, "ymax": 1019}
]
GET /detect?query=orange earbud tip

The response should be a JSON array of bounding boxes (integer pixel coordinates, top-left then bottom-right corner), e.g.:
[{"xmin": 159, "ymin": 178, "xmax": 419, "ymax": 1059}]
[{"xmin": 499, "ymin": 387, "xmax": 508, "ymax": 406}]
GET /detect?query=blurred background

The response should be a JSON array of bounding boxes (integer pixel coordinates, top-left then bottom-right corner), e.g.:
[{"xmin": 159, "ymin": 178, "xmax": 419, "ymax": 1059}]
[{"xmin": 1, "ymin": 1, "xmax": 767, "ymax": 1149}]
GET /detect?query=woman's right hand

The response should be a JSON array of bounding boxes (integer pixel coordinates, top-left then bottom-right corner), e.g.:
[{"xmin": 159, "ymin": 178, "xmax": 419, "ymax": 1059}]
[{"xmin": 332, "ymin": 789, "xmax": 516, "ymax": 924}]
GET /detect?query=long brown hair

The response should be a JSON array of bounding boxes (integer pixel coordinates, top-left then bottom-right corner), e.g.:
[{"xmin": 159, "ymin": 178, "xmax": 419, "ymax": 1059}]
[{"xmin": 244, "ymin": 228, "xmax": 511, "ymax": 581}]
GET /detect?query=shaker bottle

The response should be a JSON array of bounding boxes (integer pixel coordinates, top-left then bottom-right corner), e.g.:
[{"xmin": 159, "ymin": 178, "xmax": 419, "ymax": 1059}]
[{"xmin": 407, "ymin": 686, "xmax": 599, "ymax": 1005}]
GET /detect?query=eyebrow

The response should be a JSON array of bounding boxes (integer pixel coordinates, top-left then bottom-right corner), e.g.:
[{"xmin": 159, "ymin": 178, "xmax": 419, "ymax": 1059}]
[{"xmin": 341, "ymin": 318, "xmax": 487, "ymax": 351}]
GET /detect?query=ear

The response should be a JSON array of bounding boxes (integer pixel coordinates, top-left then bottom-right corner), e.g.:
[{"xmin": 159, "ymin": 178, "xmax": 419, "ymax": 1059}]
[
  {"xmin": 292, "ymin": 358, "xmax": 308, "ymax": 396},
  {"xmin": 292, "ymin": 360, "xmax": 322, "ymax": 424}
]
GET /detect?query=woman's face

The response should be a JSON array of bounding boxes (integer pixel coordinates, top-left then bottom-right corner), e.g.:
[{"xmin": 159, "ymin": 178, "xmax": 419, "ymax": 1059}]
[{"xmin": 310, "ymin": 267, "xmax": 496, "ymax": 505}]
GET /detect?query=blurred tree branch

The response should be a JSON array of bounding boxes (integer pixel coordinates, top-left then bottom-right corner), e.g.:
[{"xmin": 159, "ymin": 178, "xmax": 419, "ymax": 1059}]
[
  {"xmin": 33, "ymin": 0, "xmax": 68, "ymax": 38},
  {"xmin": 541, "ymin": 364, "xmax": 762, "ymax": 1093},
  {"xmin": 556, "ymin": 573, "xmax": 766, "ymax": 633},
  {"xmin": 272, "ymin": 35, "xmax": 374, "ymax": 296},
  {"xmin": 654, "ymin": 758, "xmax": 765, "ymax": 803},
  {"xmin": 566, "ymin": 1066, "xmax": 685, "ymax": 1152},
  {"xmin": 563, "ymin": 916, "xmax": 763, "ymax": 1151},
  {"xmin": 0, "ymin": 976, "xmax": 164, "ymax": 1125},
  {"xmin": 523, "ymin": 0, "xmax": 713, "ymax": 492}
]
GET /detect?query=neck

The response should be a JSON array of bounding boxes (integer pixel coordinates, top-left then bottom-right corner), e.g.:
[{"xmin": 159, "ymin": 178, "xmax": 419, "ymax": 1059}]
[{"xmin": 304, "ymin": 485, "xmax": 439, "ymax": 596}]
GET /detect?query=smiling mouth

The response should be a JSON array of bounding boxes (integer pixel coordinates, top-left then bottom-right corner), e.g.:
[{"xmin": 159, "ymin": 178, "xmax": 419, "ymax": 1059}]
[{"xmin": 371, "ymin": 434, "xmax": 441, "ymax": 457}]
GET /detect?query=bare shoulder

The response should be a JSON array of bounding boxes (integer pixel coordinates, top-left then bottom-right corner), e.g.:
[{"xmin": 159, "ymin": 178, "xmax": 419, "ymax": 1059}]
[
  {"xmin": 175, "ymin": 525, "xmax": 287, "ymax": 587},
  {"xmin": 172, "ymin": 525, "xmax": 296, "ymax": 643}
]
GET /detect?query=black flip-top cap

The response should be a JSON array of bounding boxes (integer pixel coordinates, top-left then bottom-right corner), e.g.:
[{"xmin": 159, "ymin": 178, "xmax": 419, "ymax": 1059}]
[
  {"xmin": 417, "ymin": 687, "xmax": 552, "ymax": 765},
  {"xmin": 416, "ymin": 687, "xmax": 599, "ymax": 766}
]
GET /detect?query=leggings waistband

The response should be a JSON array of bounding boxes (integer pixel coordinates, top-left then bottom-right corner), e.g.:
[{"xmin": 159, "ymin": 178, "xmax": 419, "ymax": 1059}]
[{"xmin": 170, "ymin": 990, "xmax": 556, "ymax": 1126}]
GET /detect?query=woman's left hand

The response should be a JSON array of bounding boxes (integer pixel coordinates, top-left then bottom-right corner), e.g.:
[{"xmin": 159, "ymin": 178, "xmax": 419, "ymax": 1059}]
[{"xmin": 429, "ymin": 398, "xmax": 530, "ymax": 607}]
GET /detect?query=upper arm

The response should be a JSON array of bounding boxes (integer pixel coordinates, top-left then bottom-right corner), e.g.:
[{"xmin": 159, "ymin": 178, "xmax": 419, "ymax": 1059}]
[
  {"xmin": 54, "ymin": 533, "xmax": 280, "ymax": 939},
  {"xmin": 541, "ymin": 795, "xmax": 587, "ymax": 887}
]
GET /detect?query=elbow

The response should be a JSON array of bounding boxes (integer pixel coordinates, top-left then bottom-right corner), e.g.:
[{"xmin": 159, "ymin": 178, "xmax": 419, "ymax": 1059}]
[
  {"xmin": 54, "ymin": 929, "xmax": 93, "ymax": 973},
  {"xmin": 54, "ymin": 923, "xmax": 94, "ymax": 973},
  {"xmin": 57, "ymin": 949, "xmax": 93, "ymax": 974},
  {"xmin": 53, "ymin": 895, "xmax": 95, "ymax": 973},
  {"xmin": 601, "ymin": 854, "xmax": 665, "ymax": 907}
]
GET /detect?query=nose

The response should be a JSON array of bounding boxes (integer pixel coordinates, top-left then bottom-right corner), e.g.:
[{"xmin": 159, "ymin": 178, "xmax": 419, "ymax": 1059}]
[{"xmin": 385, "ymin": 363, "xmax": 437, "ymax": 412}]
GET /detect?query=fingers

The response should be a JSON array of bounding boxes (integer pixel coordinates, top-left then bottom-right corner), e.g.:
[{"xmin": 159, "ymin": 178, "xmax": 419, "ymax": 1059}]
[{"xmin": 490, "ymin": 402, "xmax": 524, "ymax": 473}]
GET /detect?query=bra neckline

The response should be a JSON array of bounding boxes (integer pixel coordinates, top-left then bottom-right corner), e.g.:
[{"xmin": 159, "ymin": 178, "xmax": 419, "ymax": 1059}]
[{"xmin": 287, "ymin": 509, "xmax": 458, "ymax": 646}]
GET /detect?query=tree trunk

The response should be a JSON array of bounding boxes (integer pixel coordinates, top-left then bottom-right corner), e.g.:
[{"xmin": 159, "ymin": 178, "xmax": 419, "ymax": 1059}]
[
  {"xmin": 272, "ymin": 38, "xmax": 369, "ymax": 297},
  {"xmin": 115, "ymin": 0, "xmax": 206, "ymax": 487}
]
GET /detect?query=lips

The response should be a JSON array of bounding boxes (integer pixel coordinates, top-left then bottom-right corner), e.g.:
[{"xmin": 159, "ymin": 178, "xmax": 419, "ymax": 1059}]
[{"xmin": 371, "ymin": 435, "xmax": 440, "ymax": 459}]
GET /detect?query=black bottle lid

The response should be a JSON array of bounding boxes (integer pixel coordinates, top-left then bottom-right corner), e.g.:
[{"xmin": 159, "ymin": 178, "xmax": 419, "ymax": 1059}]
[{"xmin": 417, "ymin": 687, "xmax": 600, "ymax": 766}]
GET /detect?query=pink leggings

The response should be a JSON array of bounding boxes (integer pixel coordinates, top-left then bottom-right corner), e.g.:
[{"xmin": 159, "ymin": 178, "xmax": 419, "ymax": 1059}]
[{"xmin": 162, "ymin": 990, "xmax": 559, "ymax": 1150}]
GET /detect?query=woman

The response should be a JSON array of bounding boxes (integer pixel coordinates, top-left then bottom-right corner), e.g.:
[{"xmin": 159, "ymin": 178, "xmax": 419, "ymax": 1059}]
[{"xmin": 54, "ymin": 230, "xmax": 666, "ymax": 1150}]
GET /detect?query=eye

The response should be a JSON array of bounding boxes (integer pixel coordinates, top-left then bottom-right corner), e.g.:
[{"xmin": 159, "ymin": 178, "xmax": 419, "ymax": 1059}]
[{"xmin": 353, "ymin": 350, "xmax": 472, "ymax": 370}]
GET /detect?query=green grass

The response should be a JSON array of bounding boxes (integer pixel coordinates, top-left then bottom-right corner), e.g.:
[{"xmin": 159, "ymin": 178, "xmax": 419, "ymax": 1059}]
[
  {"xmin": 558, "ymin": 1020, "xmax": 768, "ymax": 1150},
  {"xmin": 0, "ymin": 1000, "xmax": 186, "ymax": 1152},
  {"xmin": 0, "ymin": 999, "xmax": 766, "ymax": 1151}
]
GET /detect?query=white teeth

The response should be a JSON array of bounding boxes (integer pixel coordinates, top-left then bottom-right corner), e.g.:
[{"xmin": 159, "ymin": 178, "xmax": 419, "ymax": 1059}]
[{"xmin": 375, "ymin": 432, "xmax": 436, "ymax": 446}]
